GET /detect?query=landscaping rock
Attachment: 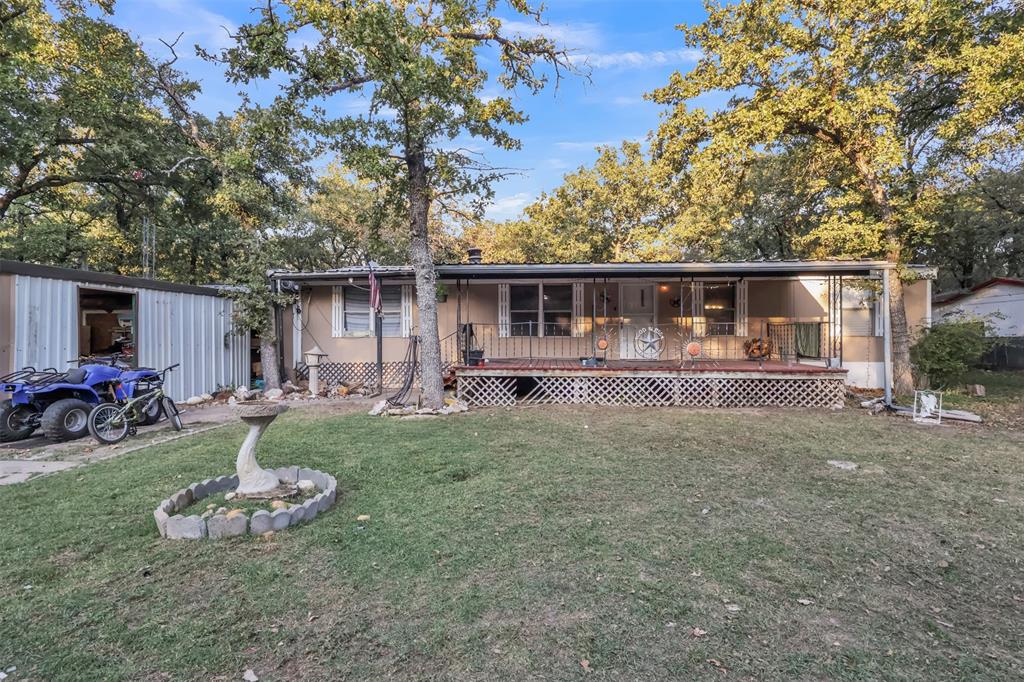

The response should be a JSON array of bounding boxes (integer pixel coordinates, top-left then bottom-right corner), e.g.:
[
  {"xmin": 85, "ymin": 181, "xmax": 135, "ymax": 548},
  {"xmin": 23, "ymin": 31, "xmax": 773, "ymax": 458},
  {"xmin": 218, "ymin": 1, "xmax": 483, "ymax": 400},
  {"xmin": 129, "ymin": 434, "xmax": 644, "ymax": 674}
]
[
  {"xmin": 271, "ymin": 499, "xmax": 289, "ymax": 510},
  {"xmin": 264, "ymin": 388, "xmax": 284, "ymax": 400},
  {"xmin": 166, "ymin": 515, "xmax": 207, "ymax": 540},
  {"xmin": 224, "ymin": 492, "xmax": 237, "ymax": 501},
  {"xmin": 208, "ymin": 513, "xmax": 247, "ymax": 539},
  {"xmin": 184, "ymin": 395, "xmax": 205, "ymax": 406},
  {"xmin": 968, "ymin": 383, "xmax": 986, "ymax": 397},
  {"xmin": 154, "ymin": 507, "xmax": 170, "ymax": 538},
  {"xmin": 270, "ymin": 509, "xmax": 291, "ymax": 530},
  {"xmin": 249, "ymin": 510, "xmax": 273, "ymax": 535},
  {"xmin": 282, "ymin": 380, "xmax": 300, "ymax": 394},
  {"xmin": 302, "ymin": 498, "xmax": 319, "ymax": 521},
  {"xmin": 827, "ymin": 460, "xmax": 858, "ymax": 471},
  {"xmin": 169, "ymin": 488, "xmax": 194, "ymax": 512},
  {"xmin": 234, "ymin": 387, "xmax": 259, "ymax": 401},
  {"xmin": 200, "ymin": 393, "xmax": 214, "ymax": 402},
  {"xmin": 297, "ymin": 479, "xmax": 316, "ymax": 493},
  {"xmin": 369, "ymin": 400, "xmax": 388, "ymax": 416},
  {"xmin": 275, "ymin": 466, "xmax": 299, "ymax": 483}
]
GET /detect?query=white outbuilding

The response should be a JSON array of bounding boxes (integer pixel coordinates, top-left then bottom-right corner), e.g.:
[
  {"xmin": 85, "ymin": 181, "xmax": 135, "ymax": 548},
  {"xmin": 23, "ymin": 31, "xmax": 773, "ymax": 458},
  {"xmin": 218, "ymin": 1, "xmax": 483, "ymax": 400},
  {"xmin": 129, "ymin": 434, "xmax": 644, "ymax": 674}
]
[{"xmin": 1, "ymin": 260, "xmax": 250, "ymax": 401}]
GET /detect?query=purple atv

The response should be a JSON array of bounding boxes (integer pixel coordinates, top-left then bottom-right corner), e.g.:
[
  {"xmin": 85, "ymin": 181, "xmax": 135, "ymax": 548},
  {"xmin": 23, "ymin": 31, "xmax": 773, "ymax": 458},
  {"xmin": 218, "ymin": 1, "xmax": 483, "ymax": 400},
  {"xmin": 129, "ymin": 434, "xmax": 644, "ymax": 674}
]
[{"xmin": 0, "ymin": 355, "xmax": 164, "ymax": 442}]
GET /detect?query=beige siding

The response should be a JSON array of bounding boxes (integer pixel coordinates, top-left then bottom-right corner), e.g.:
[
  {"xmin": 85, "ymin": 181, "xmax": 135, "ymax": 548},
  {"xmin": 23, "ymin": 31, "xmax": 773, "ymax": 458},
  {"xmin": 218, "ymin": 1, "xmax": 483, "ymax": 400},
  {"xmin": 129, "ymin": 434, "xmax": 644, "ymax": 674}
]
[{"xmin": 296, "ymin": 274, "xmax": 935, "ymax": 368}]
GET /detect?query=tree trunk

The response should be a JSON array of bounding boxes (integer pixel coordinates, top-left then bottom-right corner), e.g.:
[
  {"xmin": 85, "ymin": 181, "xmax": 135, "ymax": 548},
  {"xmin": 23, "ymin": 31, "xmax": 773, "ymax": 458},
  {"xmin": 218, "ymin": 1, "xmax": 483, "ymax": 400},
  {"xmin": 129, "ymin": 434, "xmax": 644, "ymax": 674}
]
[
  {"xmin": 407, "ymin": 145, "xmax": 444, "ymax": 408},
  {"xmin": 886, "ymin": 256, "xmax": 915, "ymax": 395},
  {"xmin": 850, "ymin": 152, "xmax": 915, "ymax": 395},
  {"xmin": 259, "ymin": 306, "xmax": 281, "ymax": 391}
]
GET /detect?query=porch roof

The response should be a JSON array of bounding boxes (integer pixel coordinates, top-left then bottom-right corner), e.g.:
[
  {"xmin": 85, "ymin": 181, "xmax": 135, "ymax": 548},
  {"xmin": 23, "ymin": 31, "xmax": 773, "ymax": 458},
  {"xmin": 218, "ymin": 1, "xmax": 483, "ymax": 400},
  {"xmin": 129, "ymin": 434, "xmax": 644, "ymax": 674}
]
[{"xmin": 272, "ymin": 259, "xmax": 920, "ymax": 284}]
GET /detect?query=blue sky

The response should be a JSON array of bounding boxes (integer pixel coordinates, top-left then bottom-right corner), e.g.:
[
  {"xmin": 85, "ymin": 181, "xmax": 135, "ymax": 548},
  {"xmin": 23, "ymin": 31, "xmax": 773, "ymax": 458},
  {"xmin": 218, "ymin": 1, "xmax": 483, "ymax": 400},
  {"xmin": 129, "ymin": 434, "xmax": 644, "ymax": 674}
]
[{"xmin": 110, "ymin": 0, "xmax": 716, "ymax": 220}]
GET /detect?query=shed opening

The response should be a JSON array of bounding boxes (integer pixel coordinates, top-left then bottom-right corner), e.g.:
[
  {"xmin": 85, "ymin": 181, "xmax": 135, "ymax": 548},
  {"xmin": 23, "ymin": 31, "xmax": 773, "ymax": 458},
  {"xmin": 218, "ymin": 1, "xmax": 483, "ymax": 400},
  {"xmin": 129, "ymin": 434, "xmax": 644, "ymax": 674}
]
[{"xmin": 78, "ymin": 287, "xmax": 136, "ymax": 363}]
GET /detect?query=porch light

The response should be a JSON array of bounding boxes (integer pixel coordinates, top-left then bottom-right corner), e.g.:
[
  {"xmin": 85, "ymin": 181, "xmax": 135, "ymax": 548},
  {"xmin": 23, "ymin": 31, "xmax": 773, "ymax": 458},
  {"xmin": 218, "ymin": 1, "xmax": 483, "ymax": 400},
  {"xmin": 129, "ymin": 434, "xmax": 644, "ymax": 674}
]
[{"xmin": 659, "ymin": 284, "xmax": 670, "ymax": 292}]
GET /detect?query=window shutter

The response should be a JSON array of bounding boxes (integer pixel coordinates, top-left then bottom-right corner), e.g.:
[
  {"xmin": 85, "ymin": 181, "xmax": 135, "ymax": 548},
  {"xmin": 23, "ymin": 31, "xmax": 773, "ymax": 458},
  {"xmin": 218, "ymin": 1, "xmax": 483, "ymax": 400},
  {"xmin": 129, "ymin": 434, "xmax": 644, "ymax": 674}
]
[
  {"xmin": 735, "ymin": 280, "xmax": 748, "ymax": 336},
  {"xmin": 692, "ymin": 282, "xmax": 705, "ymax": 336},
  {"xmin": 401, "ymin": 284, "xmax": 413, "ymax": 337},
  {"xmin": 331, "ymin": 286, "xmax": 345, "ymax": 337},
  {"xmin": 498, "ymin": 283, "xmax": 510, "ymax": 338},
  {"xmin": 873, "ymin": 292, "xmax": 884, "ymax": 337},
  {"xmin": 571, "ymin": 282, "xmax": 585, "ymax": 337}
]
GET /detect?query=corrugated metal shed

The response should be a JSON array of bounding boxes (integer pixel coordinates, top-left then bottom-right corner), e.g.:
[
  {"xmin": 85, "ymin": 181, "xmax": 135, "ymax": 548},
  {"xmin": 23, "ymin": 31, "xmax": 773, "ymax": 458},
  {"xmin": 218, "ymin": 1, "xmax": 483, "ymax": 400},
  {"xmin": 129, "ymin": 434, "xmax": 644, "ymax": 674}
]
[{"xmin": 5, "ymin": 265, "xmax": 249, "ymax": 400}]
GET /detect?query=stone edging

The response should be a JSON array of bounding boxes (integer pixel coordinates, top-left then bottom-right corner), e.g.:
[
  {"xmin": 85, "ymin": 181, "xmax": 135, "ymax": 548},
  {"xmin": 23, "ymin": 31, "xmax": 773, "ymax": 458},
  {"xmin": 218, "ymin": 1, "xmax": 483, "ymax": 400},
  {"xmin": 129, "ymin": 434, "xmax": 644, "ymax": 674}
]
[{"xmin": 154, "ymin": 467, "xmax": 338, "ymax": 540}]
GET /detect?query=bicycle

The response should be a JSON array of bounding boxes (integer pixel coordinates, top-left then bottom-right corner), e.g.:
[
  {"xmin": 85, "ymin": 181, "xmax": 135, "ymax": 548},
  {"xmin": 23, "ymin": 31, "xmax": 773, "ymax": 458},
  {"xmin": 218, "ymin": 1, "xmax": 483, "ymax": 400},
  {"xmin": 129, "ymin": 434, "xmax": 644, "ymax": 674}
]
[{"xmin": 87, "ymin": 364, "xmax": 182, "ymax": 444}]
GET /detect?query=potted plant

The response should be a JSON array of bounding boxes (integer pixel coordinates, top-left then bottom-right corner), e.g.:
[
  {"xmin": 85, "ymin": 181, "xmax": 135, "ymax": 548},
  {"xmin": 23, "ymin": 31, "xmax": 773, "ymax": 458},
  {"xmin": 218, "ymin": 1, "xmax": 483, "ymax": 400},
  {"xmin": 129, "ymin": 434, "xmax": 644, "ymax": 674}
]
[{"xmin": 436, "ymin": 282, "xmax": 449, "ymax": 302}]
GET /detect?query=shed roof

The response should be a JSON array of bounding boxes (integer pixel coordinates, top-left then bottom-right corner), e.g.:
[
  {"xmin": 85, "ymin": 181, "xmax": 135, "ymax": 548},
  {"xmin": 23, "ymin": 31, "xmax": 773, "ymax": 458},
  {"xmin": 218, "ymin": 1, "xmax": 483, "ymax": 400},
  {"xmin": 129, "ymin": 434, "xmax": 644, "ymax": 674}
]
[
  {"xmin": 934, "ymin": 277, "xmax": 1024, "ymax": 306},
  {"xmin": 0, "ymin": 260, "xmax": 226, "ymax": 297}
]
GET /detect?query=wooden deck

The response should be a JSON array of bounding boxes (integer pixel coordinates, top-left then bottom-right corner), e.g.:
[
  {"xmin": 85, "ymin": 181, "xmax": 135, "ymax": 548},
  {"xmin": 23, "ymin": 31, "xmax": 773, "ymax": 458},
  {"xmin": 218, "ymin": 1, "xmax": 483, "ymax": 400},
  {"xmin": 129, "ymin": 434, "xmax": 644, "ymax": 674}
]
[
  {"xmin": 454, "ymin": 357, "xmax": 847, "ymax": 408},
  {"xmin": 455, "ymin": 358, "xmax": 846, "ymax": 375}
]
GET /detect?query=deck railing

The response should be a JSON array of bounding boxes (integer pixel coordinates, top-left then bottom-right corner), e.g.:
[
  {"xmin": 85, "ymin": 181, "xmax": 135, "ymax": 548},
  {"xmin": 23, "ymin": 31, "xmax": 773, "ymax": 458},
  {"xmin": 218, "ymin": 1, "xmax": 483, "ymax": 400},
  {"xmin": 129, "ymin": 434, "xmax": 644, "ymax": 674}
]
[{"xmin": 444, "ymin": 321, "xmax": 829, "ymax": 364}]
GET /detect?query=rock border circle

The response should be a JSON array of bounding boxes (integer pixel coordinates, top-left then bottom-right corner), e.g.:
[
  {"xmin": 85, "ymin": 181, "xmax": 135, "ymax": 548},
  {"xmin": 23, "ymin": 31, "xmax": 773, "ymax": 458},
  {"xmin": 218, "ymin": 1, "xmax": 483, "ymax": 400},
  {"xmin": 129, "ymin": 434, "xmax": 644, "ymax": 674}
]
[{"xmin": 154, "ymin": 467, "xmax": 338, "ymax": 540}]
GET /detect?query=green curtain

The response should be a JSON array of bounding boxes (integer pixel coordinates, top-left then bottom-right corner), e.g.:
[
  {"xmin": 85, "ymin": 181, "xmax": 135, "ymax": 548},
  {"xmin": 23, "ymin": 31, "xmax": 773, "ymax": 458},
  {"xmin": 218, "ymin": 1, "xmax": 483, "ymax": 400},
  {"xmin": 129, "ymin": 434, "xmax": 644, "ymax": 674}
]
[{"xmin": 795, "ymin": 322, "xmax": 821, "ymax": 358}]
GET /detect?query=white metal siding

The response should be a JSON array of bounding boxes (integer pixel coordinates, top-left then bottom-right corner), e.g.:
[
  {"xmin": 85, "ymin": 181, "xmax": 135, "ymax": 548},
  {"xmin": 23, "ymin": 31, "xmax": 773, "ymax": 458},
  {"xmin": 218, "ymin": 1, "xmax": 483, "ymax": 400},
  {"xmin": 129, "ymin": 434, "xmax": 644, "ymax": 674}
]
[
  {"xmin": 13, "ymin": 275, "xmax": 78, "ymax": 373},
  {"xmin": 136, "ymin": 288, "xmax": 249, "ymax": 400},
  {"xmin": 12, "ymin": 274, "xmax": 248, "ymax": 400}
]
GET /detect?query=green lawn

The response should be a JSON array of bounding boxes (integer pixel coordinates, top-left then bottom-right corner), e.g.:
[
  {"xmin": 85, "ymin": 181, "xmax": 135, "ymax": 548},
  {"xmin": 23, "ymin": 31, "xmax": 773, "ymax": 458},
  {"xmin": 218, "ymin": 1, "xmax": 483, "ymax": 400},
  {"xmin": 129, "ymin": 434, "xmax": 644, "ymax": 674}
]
[{"xmin": 1, "ymin": 406, "xmax": 1022, "ymax": 680}]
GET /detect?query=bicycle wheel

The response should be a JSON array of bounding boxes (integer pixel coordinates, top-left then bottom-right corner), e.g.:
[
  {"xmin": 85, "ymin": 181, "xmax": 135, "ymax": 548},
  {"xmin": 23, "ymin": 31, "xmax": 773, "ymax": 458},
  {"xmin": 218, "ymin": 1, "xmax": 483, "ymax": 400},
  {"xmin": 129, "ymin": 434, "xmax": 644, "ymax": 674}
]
[
  {"xmin": 88, "ymin": 404, "xmax": 129, "ymax": 445},
  {"xmin": 162, "ymin": 397, "xmax": 182, "ymax": 431}
]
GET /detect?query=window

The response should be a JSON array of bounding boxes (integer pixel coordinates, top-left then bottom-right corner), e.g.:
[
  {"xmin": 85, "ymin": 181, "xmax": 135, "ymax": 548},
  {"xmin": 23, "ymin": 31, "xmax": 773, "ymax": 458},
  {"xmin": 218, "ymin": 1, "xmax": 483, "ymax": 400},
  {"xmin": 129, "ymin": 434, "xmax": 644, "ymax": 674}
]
[
  {"xmin": 543, "ymin": 285, "xmax": 573, "ymax": 336},
  {"xmin": 703, "ymin": 282, "xmax": 736, "ymax": 335},
  {"xmin": 332, "ymin": 285, "xmax": 404, "ymax": 337},
  {"xmin": 509, "ymin": 284, "xmax": 539, "ymax": 336},
  {"xmin": 842, "ymin": 286, "xmax": 877, "ymax": 336},
  {"xmin": 505, "ymin": 283, "xmax": 575, "ymax": 337}
]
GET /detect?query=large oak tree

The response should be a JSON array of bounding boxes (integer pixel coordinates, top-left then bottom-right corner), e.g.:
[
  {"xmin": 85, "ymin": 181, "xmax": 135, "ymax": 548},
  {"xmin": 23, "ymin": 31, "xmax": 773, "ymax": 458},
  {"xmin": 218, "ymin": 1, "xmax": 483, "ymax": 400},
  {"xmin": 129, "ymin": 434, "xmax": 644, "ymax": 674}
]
[
  {"xmin": 211, "ymin": 0, "xmax": 575, "ymax": 407},
  {"xmin": 649, "ymin": 0, "xmax": 1023, "ymax": 393}
]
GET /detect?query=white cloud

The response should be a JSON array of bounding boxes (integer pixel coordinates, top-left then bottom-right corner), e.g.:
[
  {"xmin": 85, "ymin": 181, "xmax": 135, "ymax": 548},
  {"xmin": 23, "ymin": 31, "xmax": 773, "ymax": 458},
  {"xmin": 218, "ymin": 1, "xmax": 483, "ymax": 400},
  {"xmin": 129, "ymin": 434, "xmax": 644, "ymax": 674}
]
[
  {"xmin": 486, "ymin": 192, "xmax": 534, "ymax": 220},
  {"xmin": 575, "ymin": 48, "xmax": 703, "ymax": 70},
  {"xmin": 554, "ymin": 137, "xmax": 643, "ymax": 151},
  {"xmin": 139, "ymin": 0, "xmax": 238, "ymax": 56},
  {"xmin": 499, "ymin": 19, "xmax": 603, "ymax": 51},
  {"xmin": 611, "ymin": 95, "xmax": 644, "ymax": 106}
]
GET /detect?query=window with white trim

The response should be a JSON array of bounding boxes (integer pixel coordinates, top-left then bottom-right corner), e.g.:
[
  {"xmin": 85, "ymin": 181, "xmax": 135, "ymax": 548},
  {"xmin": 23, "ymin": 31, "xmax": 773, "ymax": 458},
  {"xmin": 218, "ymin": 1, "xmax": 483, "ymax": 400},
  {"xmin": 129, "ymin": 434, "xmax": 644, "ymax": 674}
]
[
  {"xmin": 505, "ymin": 283, "xmax": 574, "ymax": 337},
  {"xmin": 841, "ymin": 286, "xmax": 879, "ymax": 337},
  {"xmin": 331, "ymin": 285, "xmax": 405, "ymax": 337},
  {"xmin": 702, "ymin": 282, "xmax": 736, "ymax": 335}
]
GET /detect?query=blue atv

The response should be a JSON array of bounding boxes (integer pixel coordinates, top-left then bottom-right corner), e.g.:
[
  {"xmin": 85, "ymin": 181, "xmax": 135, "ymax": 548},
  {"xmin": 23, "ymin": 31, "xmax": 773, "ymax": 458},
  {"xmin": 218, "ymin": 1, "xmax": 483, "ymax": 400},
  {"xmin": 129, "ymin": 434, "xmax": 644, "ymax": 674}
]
[{"xmin": 0, "ymin": 355, "xmax": 163, "ymax": 442}]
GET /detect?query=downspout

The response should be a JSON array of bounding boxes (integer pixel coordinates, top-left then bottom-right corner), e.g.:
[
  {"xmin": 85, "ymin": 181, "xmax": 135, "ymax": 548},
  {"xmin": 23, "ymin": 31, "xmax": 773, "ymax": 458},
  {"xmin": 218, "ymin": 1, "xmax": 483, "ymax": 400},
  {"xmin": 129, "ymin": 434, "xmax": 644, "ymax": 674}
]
[{"xmin": 882, "ymin": 267, "xmax": 893, "ymax": 406}]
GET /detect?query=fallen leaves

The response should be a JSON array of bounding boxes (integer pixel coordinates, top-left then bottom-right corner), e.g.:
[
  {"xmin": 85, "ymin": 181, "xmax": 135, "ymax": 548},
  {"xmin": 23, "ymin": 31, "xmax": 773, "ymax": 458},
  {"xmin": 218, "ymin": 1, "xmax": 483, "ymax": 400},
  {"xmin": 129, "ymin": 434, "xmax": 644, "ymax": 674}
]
[
  {"xmin": 706, "ymin": 658, "xmax": 728, "ymax": 674},
  {"xmin": 796, "ymin": 598, "xmax": 815, "ymax": 606},
  {"xmin": 690, "ymin": 626, "xmax": 707, "ymax": 638},
  {"xmin": 243, "ymin": 669, "xmax": 259, "ymax": 681},
  {"xmin": 580, "ymin": 659, "xmax": 591, "ymax": 672},
  {"xmin": 356, "ymin": 514, "xmax": 370, "ymax": 522}
]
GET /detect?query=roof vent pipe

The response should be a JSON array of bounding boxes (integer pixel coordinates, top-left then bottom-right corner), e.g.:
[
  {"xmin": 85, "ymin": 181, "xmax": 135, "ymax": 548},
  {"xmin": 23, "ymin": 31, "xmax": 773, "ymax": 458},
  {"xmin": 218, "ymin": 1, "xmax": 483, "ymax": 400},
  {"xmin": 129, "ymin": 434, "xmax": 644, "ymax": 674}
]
[{"xmin": 467, "ymin": 247, "xmax": 482, "ymax": 264}]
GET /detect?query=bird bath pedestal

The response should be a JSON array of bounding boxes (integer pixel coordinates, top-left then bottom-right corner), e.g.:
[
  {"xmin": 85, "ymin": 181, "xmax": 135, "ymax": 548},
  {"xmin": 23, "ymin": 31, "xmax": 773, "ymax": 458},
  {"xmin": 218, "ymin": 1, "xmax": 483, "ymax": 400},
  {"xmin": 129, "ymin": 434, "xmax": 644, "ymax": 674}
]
[{"xmin": 233, "ymin": 401, "xmax": 288, "ymax": 495}]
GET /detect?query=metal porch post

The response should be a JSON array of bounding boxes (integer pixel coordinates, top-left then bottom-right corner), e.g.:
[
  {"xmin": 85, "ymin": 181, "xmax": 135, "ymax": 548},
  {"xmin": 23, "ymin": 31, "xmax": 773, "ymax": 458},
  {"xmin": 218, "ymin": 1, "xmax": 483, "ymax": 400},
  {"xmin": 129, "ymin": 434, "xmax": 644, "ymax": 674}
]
[
  {"xmin": 881, "ymin": 267, "xmax": 893, "ymax": 405},
  {"xmin": 375, "ymin": 311, "xmax": 383, "ymax": 395}
]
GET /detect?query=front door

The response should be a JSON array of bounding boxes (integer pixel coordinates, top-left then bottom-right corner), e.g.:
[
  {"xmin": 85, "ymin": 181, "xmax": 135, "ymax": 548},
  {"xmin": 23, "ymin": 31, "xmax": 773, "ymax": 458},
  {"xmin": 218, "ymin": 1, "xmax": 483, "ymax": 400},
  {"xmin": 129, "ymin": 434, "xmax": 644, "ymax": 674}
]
[{"xmin": 620, "ymin": 283, "xmax": 657, "ymax": 360}]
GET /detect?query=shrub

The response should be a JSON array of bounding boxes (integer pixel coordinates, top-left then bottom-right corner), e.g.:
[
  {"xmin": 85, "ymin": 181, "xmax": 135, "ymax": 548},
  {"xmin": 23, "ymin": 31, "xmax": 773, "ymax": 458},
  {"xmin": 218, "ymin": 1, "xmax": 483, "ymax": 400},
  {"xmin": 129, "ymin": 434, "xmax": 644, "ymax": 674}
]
[{"xmin": 910, "ymin": 318, "xmax": 994, "ymax": 388}]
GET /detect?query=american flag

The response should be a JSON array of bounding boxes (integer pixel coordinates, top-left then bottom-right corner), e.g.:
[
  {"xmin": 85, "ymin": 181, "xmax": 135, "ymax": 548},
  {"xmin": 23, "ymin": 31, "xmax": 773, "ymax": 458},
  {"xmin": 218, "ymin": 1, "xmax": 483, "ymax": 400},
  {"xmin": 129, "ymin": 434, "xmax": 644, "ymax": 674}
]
[{"xmin": 368, "ymin": 263, "xmax": 382, "ymax": 314}]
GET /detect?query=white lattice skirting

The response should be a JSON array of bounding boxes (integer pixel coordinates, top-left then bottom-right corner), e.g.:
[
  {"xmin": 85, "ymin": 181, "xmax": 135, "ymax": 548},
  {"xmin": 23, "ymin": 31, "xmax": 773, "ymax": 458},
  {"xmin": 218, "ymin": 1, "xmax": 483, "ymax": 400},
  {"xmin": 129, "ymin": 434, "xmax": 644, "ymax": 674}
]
[{"xmin": 457, "ymin": 373, "xmax": 846, "ymax": 409}]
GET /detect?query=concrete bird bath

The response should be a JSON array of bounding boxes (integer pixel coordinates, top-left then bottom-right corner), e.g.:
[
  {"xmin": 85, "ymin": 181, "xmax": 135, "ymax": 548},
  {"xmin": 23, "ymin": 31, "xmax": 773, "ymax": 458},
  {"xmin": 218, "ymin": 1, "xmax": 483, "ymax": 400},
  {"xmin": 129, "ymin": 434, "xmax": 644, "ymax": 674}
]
[
  {"xmin": 232, "ymin": 400, "xmax": 287, "ymax": 495},
  {"xmin": 154, "ymin": 398, "xmax": 339, "ymax": 540}
]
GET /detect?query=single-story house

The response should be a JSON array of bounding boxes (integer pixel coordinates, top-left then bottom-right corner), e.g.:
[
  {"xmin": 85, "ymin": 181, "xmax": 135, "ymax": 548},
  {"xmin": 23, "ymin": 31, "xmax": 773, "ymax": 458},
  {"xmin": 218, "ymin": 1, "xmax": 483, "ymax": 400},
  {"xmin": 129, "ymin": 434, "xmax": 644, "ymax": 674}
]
[
  {"xmin": 272, "ymin": 256, "xmax": 935, "ymax": 408},
  {"xmin": 0, "ymin": 260, "xmax": 251, "ymax": 400},
  {"xmin": 933, "ymin": 277, "xmax": 1024, "ymax": 337}
]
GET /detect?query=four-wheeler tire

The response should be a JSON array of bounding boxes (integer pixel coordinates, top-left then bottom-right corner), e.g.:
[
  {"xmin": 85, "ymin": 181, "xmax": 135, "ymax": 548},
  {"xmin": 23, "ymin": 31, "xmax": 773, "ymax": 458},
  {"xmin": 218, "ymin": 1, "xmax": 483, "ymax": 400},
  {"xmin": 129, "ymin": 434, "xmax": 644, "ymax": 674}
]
[
  {"xmin": 0, "ymin": 399, "xmax": 38, "ymax": 442},
  {"xmin": 138, "ymin": 392, "xmax": 162, "ymax": 426},
  {"xmin": 88, "ymin": 403, "xmax": 129, "ymax": 445},
  {"xmin": 40, "ymin": 398, "xmax": 92, "ymax": 442},
  {"xmin": 162, "ymin": 397, "xmax": 183, "ymax": 431}
]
